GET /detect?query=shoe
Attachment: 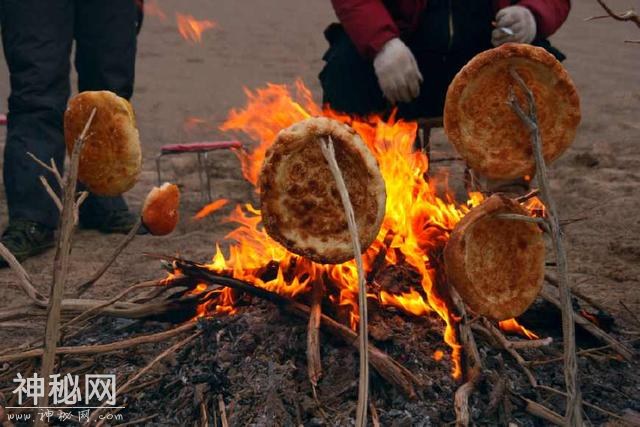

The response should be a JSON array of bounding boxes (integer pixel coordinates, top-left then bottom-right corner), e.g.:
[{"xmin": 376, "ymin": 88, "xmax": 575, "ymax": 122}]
[
  {"xmin": 0, "ymin": 219, "xmax": 55, "ymax": 267},
  {"xmin": 80, "ymin": 209, "xmax": 147, "ymax": 234}
]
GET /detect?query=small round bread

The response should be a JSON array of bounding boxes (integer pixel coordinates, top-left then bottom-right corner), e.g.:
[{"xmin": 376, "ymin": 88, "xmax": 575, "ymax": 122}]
[
  {"xmin": 444, "ymin": 195, "xmax": 545, "ymax": 320},
  {"xmin": 444, "ymin": 43, "xmax": 580, "ymax": 180},
  {"xmin": 142, "ymin": 183, "xmax": 180, "ymax": 236},
  {"xmin": 259, "ymin": 117, "xmax": 386, "ymax": 264},
  {"xmin": 64, "ymin": 90, "xmax": 142, "ymax": 196}
]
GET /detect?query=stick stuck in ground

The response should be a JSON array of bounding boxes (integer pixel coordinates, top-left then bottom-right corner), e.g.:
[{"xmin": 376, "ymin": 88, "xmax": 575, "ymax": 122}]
[
  {"xmin": 508, "ymin": 69, "xmax": 582, "ymax": 426},
  {"xmin": 319, "ymin": 135, "xmax": 369, "ymax": 427}
]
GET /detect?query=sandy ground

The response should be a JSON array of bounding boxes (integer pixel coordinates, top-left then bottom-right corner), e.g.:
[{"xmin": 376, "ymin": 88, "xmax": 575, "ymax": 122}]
[{"xmin": 0, "ymin": 0, "xmax": 638, "ymax": 350}]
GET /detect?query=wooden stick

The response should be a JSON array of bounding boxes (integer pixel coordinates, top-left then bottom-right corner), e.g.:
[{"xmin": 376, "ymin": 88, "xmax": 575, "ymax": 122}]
[
  {"xmin": 39, "ymin": 107, "xmax": 96, "ymax": 419},
  {"xmin": 38, "ymin": 176, "xmax": 63, "ymax": 211},
  {"xmin": 27, "ymin": 152, "xmax": 63, "ymax": 187},
  {"xmin": 319, "ymin": 135, "xmax": 369, "ymax": 427},
  {"xmin": 475, "ymin": 320, "xmax": 537, "ymax": 388},
  {"xmin": 450, "ymin": 288, "xmax": 482, "ymax": 427},
  {"xmin": 539, "ymin": 286, "xmax": 634, "ymax": 360},
  {"xmin": 511, "ymin": 392, "xmax": 564, "ymax": 425},
  {"xmin": 536, "ymin": 384, "xmax": 627, "ymax": 422},
  {"xmin": 0, "ymin": 321, "xmax": 196, "ymax": 363},
  {"xmin": 545, "ymin": 273, "xmax": 609, "ymax": 314},
  {"xmin": 493, "ymin": 213, "xmax": 546, "ymax": 226},
  {"xmin": 307, "ymin": 279, "xmax": 323, "ymax": 387},
  {"xmin": 218, "ymin": 395, "xmax": 229, "ymax": 427},
  {"xmin": 508, "ymin": 69, "xmax": 582, "ymax": 425},
  {"xmin": 173, "ymin": 260, "xmax": 421, "ymax": 398},
  {"xmin": 0, "ymin": 243, "xmax": 46, "ymax": 306},
  {"xmin": 507, "ymin": 337, "xmax": 553, "ymax": 350},
  {"xmin": 594, "ymin": 0, "xmax": 640, "ymax": 27},
  {"xmin": 90, "ymin": 329, "xmax": 202, "ymax": 426},
  {"xmin": 516, "ymin": 188, "xmax": 540, "ymax": 203},
  {"xmin": 76, "ymin": 218, "xmax": 142, "ymax": 296}
]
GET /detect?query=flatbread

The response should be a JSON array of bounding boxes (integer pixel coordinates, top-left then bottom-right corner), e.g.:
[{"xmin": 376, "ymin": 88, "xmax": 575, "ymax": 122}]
[
  {"xmin": 259, "ymin": 117, "xmax": 386, "ymax": 264},
  {"xmin": 444, "ymin": 43, "xmax": 580, "ymax": 180},
  {"xmin": 64, "ymin": 91, "xmax": 142, "ymax": 196},
  {"xmin": 444, "ymin": 195, "xmax": 545, "ymax": 320}
]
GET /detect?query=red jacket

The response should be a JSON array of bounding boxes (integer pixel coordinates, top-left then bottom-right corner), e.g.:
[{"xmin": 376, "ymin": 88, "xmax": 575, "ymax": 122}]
[{"xmin": 331, "ymin": 0, "xmax": 570, "ymax": 58}]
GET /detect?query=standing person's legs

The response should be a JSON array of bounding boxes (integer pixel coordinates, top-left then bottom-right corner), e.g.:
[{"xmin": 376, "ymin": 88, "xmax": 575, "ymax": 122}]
[
  {"xmin": 0, "ymin": 0, "xmax": 74, "ymax": 263},
  {"xmin": 1, "ymin": 0, "xmax": 73, "ymax": 229},
  {"xmin": 74, "ymin": 0, "xmax": 139, "ymax": 232}
]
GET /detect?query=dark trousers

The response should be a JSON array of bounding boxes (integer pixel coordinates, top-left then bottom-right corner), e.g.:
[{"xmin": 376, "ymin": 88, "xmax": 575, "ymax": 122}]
[{"xmin": 0, "ymin": 0, "xmax": 138, "ymax": 228}]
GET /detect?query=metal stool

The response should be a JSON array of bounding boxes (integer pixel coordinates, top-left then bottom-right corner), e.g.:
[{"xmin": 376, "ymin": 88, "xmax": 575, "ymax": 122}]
[{"xmin": 155, "ymin": 140, "xmax": 242, "ymax": 202}]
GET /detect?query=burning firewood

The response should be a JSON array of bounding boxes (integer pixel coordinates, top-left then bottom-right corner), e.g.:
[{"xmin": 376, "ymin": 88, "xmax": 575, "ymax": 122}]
[{"xmin": 444, "ymin": 194, "xmax": 545, "ymax": 321}]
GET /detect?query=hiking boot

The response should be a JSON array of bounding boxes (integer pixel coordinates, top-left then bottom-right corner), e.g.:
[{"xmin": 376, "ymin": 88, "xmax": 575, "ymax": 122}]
[
  {"xmin": 80, "ymin": 209, "xmax": 146, "ymax": 234},
  {"xmin": 0, "ymin": 219, "xmax": 55, "ymax": 267}
]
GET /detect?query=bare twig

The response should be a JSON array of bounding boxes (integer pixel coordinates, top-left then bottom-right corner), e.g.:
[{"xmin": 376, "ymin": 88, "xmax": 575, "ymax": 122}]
[
  {"xmin": 90, "ymin": 329, "xmax": 202, "ymax": 426},
  {"xmin": 76, "ymin": 218, "xmax": 143, "ymax": 296},
  {"xmin": 0, "ymin": 243, "xmax": 46, "ymax": 306},
  {"xmin": 512, "ymin": 392, "xmax": 565, "ymax": 425},
  {"xmin": 539, "ymin": 286, "xmax": 634, "ymax": 360},
  {"xmin": 537, "ymin": 384, "xmax": 628, "ymax": 422},
  {"xmin": 40, "ymin": 107, "xmax": 97, "ymax": 419},
  {"xmin": 319, "ymin": 135, "xmax": 369, "ymax": 427},
  {"xmin": 620, "ymin": 300, "xmax": 640, "ymax": 327},
  {"xmin": 508, "ymin": 337, "xmax": 553, "ymax": 350},
  {"xmin": 516, "ymin": 188, "xmax": 540, "ymax": 203},
  {"xmin": 493, "ymin": 213, "xmax": 546, "ymax": 226},
  {"xmin": 508, "ymin": 69, "xmax": 582, "ymax": 425},
  {"xmin": 0, "ymin": 321, "xmax": 196, "ymax": 363},
  {"xmin": 592, "ymin": 0, "xmax": 640, "ymax": 27},
  {"xmin": 307, "ymin": 279, "xmax": 323, "ymax": 387},
  {"xmin": 545, "ymin": 273, "xmax": 609, "ymax": 314},
  {"xmin": 218, "ymin": 395, "xmax": 229, "ymax": 427},
  {"xmin": 27, "ymin": 152, "xmax": 63, "ymax": 187},
  {"xmin": 475, "ymin": 319, "xmax": 537, "ymax": 388},
  {"xmin": 450, "ymin": 288, "xmax": 482, "ymax": 427},
  {"xmin": 38, "ymin": 176, "xmax": 63, "ymax": 211}
]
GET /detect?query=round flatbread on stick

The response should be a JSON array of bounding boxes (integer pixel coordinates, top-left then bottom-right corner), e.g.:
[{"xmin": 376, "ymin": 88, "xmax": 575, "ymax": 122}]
[
  {"xmin": 444, "ymin": 43, "xmax": 580, "ymax": 180},
  {"xmin": 259, "ymin": 117, "xmax": 386, "ymax": 264},
  {"xmin": 64, "ymin": 90, "xmax": 142, "ymax": 196},
  {"xmin": 444, "ymin": 195, "xmax": 545, "ymax": 320},
  {"xmin": 142, "ymin": 183, "xmax": 180, "ymax": 236}
]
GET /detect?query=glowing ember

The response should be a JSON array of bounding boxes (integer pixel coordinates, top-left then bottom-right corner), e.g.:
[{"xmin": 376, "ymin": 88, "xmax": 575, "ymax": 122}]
[
  {"xmin": 176, "ymin": 13, "xmax": 217, "ymax": 44},
  {"xmin": 499, "ymin": 318, "xmax": 539, "ymax": 340}
]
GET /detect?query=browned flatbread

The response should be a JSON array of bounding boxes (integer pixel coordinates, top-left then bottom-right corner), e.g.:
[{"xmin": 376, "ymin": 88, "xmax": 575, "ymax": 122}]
[
  {"xmin": 259, "ymin": 117, "xmax": 386, "ymax": 264},
  {"xmin": 444, "ymin": 195, "xmax": 545, "ymax": 320},
  {"xmin": 64, "ymin": 91, "xmax": 141, "ymax": 196},
  {"xmin": 444, "ymin": 43, "xmax": 581, "ymax": 180}
]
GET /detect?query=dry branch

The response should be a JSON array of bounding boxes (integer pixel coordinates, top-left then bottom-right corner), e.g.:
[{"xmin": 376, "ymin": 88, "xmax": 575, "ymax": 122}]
[
  {"xmin": 89, "ymin": 329, "xmax": 202, "ymax": 426},
  {"xmin": 76, "ymin": 218, "xmax": 143, "ymax": 296},
  {"xmin": 40, "ymin": 107, "xmax": 96, "ymax": 418},
  {"xmin": 307, "ymin": 279, "xmax": 323, "ymax": 387},
  {"xmin": 172, "ymin": 259, "xmax": 422, "ymax": 399},
  {"xmin": 0, "ymin": 243, "xmax": 46, "ymax": 306},
  {"xmin": 508, "ymin": 69, "xmax": 582, "ymax": 425},
  {"xmin": 539, "ymin": 286, "xmax": 634, "ymax": 360},
  {"xmin": 319, "ymin": 135, "xmax": 369, "ymax": 427},
  {"xmin": 0, "ymin": 321, "xmax": 196, "ymax": 363},
  {"xmin": 593, "ymin": 0, "xmax": 640, "ymax": 27}
]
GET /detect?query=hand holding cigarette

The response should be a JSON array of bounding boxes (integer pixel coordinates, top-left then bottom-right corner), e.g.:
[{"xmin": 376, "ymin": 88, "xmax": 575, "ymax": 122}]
[{"xmin": 491, "ymin": 6, "xmax": 537, "ymax": 46}]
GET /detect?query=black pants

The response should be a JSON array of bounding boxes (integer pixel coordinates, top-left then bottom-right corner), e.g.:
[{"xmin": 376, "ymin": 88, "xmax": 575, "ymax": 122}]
[{"xmin": 0, "ymin": 0, "xmax": 138, "ymax": 228}]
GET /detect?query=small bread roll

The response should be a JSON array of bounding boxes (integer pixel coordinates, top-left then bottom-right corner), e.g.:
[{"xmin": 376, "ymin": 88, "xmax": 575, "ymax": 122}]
[
  {"xmin": 142, "ymin": 183, "xmax": 180, "ymax": 236},
  {"xmin": 444, "ymin": 195, "xmax": 545, "ymax": 320},
  {"xmin": 64, "ymin": 91, "xmax": 142, "ymax": 196}
]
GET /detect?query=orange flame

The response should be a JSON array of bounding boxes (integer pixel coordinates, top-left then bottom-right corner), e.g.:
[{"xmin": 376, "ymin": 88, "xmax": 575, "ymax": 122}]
[
  {"xmin": 142, "ymin": 0, "xmax": 167, "ymax": 22},
  {"xmin": 499, "ymin": 318, "xmax": 539, "ymax": 340},
  {"xmin": 189, "ymin": 80, "xmax": 490, "ymax": 379},
  {"xmin": 193, "ymin": 199, "xmax": 229, "ymax": 220},
  {"xmin": 176, "ymin": 13, "xmax": 217, "ymax": 43}
]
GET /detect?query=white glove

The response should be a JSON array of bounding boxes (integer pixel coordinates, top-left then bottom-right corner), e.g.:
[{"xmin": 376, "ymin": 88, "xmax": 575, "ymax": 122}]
[
  {"xmin": 492, "ymin": 6, "xmax": 537, "ymax": 46},
  {"xmin": 373, "ymin": 38, "xmax": 423, "ymax": 104}
]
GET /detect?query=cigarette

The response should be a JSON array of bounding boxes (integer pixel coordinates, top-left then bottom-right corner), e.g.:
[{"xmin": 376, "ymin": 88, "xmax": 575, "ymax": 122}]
[{"xmin": 492, "ymin": 21, "xmax": 514, "ymax": 36}]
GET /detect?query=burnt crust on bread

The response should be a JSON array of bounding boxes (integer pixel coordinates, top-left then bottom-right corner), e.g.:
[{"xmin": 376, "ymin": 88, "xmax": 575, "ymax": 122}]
[
  {"xmin": 444, "ymin": 43, "xmax": 581, "ymax": 180},
  {"xmin": 64, "ymin": 91, "xmax": 142, "ymax": 196},
  {"xmin": 444, "ymin": 195, "xmax": 545, "ymax": 320},
  {"xmin": 259, "ymin": 117, "xmax": 386, "ymax": 264}
]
